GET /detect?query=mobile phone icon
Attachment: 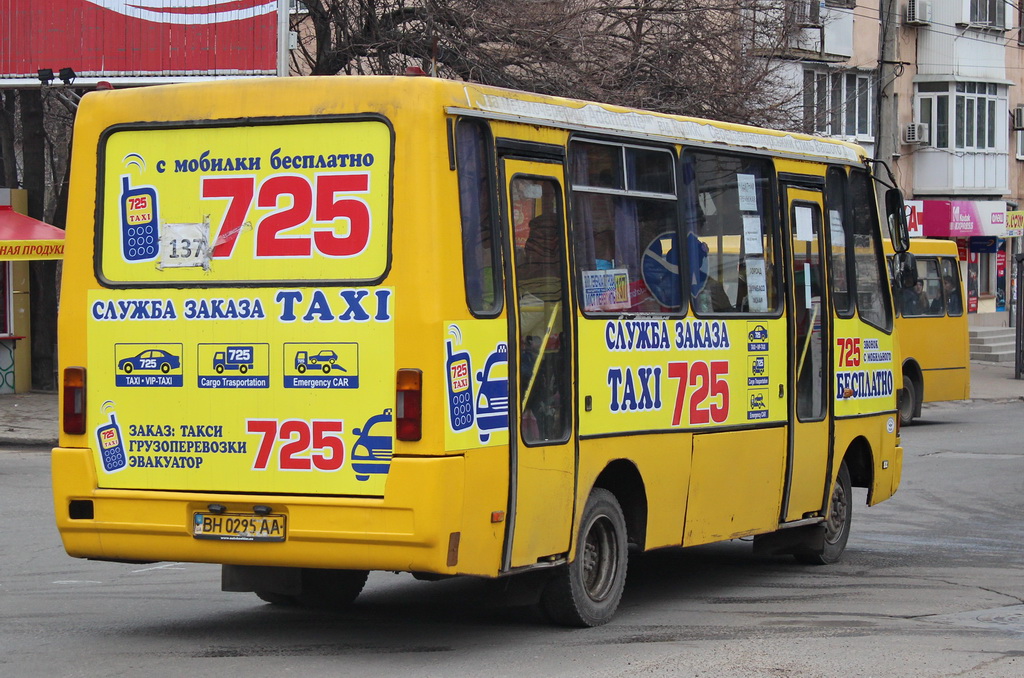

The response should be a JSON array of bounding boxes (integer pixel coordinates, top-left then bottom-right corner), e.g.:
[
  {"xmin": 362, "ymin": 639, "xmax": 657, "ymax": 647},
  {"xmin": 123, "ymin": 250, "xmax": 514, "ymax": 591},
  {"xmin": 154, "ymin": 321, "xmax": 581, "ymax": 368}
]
[
  {"xmin": 120, "ymin": 175, "xmax": 160, "ymax": 262},
  {"xmin": 96, "ymin": 413, "xmax": 127, "ymax": 473},
  {"xmin": 446, "ymin": 341, "xmax": 475, "ymax": 432}
]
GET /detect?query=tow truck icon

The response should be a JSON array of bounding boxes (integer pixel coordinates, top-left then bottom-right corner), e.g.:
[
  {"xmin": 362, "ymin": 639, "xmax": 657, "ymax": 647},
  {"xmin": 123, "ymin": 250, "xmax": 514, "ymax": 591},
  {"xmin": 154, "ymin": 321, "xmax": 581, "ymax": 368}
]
[{"xmin": 294, "ymin": 349, "xmax": 347, "ymax": 374}]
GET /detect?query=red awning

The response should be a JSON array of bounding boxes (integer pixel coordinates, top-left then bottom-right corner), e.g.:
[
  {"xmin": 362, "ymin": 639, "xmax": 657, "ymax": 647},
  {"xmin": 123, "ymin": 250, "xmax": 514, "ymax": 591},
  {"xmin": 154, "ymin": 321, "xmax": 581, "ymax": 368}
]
[{"xmin": 0, "ymin": 205, "xmax": 65, "ymax": 260}]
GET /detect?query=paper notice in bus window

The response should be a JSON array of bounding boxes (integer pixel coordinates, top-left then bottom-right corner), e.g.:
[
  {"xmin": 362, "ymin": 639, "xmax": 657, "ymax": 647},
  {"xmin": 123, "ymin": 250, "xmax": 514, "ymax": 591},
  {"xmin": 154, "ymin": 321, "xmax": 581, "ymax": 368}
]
[
  {"xmin": 795, "ymin": 206, "xmax": 815, "ymax": 242},
  {"xmin": 829, "ymin": 210, "xmax": 845, "ymax": 246},
  {"xmin": 160, "ymin": 222, "xmax": 210, "ymax": 270},
  {"xmin": 742, "ymin": 215, "xmax": 763, "ymax": 255},
  {"xmin": 737, "ymin": 173, "xmax": 758, "ymax": 212},
  {"xmin": 745, "ymin": 257, "xmax": 769, "ymax": 312},
  {"xmin": 582, "ymin": 268, "xmax": 631, "ymax": 311}
]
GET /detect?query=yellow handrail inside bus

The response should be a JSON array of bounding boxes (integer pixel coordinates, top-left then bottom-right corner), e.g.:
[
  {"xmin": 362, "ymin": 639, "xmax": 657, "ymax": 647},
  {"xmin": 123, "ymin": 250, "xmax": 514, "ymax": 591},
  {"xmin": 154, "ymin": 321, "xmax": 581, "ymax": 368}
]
[
  {"xmin": 523, "ymin": 301, "xmax": 561, "ymax": 407},
  {"xmin": 797, "ymin": 303, "xmax": 819, "ymax": 377}
]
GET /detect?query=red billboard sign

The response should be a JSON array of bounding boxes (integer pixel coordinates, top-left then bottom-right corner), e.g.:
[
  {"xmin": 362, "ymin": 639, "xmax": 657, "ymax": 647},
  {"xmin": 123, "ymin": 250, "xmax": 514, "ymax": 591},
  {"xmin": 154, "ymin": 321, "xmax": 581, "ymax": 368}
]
[{"xmin": 1, "ymin": 0, "xmax": 278, "ymax": 78}]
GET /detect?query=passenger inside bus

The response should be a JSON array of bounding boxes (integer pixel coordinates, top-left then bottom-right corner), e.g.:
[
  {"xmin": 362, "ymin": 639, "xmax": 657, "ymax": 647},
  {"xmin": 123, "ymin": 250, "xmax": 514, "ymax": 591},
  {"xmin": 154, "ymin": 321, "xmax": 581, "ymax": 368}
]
[
  {"xmin": 943, "ymin": 275, "xmax": 963, "ymax": 314},
  {"xmin": 898, "ymin": 275, "xmax": 922, "ymax": 315}
]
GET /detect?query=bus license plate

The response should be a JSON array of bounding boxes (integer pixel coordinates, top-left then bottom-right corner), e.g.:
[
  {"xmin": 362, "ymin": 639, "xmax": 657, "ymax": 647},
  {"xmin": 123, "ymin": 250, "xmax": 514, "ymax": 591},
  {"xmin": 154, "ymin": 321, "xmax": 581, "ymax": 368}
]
[{"xmin": 192, "ymin": 512, "xmax": 286, "ymax": 542}]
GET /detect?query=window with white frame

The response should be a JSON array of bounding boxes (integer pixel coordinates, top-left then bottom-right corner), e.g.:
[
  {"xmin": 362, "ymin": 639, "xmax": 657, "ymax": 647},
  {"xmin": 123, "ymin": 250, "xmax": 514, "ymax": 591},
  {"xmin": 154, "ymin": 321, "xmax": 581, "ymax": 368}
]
[
  {"xmin": 970, "ymin": 0, "xmax": 1005, "ymax": 27},
  {"xmin": 916, "ymin": 81, "xmax": 1006, "ymax": 150},
  {"xmin": 802, "ymin": 68, "xmax": 874, "ymax": 139}
]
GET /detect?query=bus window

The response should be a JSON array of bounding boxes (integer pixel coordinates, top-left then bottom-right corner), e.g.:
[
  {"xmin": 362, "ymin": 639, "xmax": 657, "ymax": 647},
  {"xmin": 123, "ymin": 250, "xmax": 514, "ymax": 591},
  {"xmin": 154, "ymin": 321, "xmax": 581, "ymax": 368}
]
[
  {"xmin": 790, "ymin": 200, "xmax": 828, "ymax": 421},
  {"xmin": 824, "ymin": 168, "xmax": 854, "ymax": 318},
  {"xmin": 456, "ymin": 119, "xmax": 502, "ymax": 316},
  {"xmin": 914, "ymin": 258, "xmax": 945, "ymax": 316},
  {"xmin": 681, "ymin": 152, "xmax": 778, "ymax": 315},
  {"xmin": 570, "ymin": 140, "xmax": 678, "ymax": 313},
  {"xmin": 513, "ymin": 176, "xmax": 570, "ymax": 444},
  {"xmin": 848, "ymin": 169, "xmax": 892, "ymax": 331},
  {"xmin": 940, "ymin": 257, "xmax": 964, "ymax": 315}
]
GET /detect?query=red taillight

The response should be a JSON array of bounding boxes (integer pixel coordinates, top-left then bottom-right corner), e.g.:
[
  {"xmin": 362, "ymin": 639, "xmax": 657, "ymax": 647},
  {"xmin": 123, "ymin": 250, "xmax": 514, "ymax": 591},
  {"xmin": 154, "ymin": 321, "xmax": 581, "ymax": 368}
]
[
  {"xmin": 63, "ymin": 367, "xmax": 86, "ymax": 435},
  {"xmin": 396, "ymin": 368, "xmax": 422, "ymax": 441}
]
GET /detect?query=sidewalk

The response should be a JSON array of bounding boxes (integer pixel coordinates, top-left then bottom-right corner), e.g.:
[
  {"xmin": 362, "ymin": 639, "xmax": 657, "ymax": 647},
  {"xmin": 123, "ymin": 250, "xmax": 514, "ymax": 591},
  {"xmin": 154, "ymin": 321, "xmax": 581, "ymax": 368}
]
[{"xmin": 1, "ymin": 360, "xmax": 1020, "ymax": 448}]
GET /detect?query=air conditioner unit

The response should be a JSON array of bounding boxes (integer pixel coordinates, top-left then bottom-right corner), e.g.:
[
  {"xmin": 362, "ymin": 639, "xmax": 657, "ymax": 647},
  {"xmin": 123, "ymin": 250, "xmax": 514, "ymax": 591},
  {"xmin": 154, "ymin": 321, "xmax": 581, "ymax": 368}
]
[
  {"xmin": 1014, "ymin": 106, "xmax": 1024, "ymax": 131},
  {"xmin": 904, "ymin": 122, "xmax": 929, "ymax": 144},
  {"xmin": 906, "ymin": 0, "xmax": 932, "ymax": 26}
]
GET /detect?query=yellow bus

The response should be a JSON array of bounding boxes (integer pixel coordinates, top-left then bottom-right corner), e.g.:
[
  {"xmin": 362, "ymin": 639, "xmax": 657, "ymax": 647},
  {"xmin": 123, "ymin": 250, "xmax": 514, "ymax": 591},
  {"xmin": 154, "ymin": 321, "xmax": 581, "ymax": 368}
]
[
  {"xmin": 53, "ymin": 76, "xmax": 907, "ymax": 627},
  {"xmin": 888, "ymin": 239, "xmax": 970, "ymax": 425}
]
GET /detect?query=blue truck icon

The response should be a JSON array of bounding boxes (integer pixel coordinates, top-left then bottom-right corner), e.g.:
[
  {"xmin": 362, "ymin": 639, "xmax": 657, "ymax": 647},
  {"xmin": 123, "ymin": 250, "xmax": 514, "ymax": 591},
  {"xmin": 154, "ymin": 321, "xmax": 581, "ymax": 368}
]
[{"xmin": 213, "ymin": 346, "xmax": 254, "ymax": 374}]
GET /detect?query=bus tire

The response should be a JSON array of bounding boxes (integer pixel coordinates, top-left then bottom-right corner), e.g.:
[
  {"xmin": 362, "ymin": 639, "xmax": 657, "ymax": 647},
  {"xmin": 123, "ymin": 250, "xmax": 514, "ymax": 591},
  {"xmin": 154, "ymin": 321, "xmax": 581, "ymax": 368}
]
[
  {"xmin": 541, "ymin": 488, "xmax": 627, "ymax": 627},
  {"xmin": 898, "ymin": 377, "xmax": 918, "ymax": 427},
  {"xmin": 796, "ymin": 461, "xmax": 852, "ymax": 565}
]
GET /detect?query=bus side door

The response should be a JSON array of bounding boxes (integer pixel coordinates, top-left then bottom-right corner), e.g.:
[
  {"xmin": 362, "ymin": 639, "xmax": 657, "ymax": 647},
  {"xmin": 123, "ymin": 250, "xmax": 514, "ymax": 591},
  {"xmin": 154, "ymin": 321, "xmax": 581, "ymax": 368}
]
[
  {"xmin": 500, "ymin": 158, "xmax": 576, "ymax": 570},
  {"xmin": 782, "ymin": 185, "xmax": 834, "ymax": 521}
]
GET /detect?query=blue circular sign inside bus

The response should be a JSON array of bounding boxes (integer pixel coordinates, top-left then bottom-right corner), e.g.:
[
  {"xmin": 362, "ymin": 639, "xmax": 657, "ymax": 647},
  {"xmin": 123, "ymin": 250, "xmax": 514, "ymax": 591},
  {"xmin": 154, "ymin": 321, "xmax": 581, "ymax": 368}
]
[{"xmin": 641, "ymin": 231, "xmax": 683, "ymax": 309}]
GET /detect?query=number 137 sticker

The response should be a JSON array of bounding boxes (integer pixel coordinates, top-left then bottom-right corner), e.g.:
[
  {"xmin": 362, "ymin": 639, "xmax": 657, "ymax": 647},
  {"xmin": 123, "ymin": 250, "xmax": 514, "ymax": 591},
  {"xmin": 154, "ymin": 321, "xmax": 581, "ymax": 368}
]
[{"xmin": 160, "ymin": 221, "xmax": 210, "ymax": 270}]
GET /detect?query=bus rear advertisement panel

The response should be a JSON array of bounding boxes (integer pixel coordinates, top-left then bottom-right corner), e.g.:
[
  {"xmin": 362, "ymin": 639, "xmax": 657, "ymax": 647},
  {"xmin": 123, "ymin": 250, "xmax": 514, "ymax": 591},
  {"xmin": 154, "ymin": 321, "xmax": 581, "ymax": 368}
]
[{"xmin": 89, "ymin": 117, "xmax": 398, "ymax": 498}]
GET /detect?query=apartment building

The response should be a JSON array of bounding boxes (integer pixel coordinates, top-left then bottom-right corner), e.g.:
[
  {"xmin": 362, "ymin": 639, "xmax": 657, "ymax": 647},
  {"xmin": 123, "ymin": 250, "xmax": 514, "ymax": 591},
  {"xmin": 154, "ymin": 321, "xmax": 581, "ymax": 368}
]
[{"xmin": 786, "ymin": 0, "xmax": 1023, "ymax": 326}]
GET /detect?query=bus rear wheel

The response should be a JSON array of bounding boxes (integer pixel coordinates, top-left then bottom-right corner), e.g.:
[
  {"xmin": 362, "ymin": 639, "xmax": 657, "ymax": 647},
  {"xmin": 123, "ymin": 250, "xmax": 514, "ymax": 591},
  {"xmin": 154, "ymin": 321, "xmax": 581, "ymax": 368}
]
[
  {"xmin": 795, "ymin": 461, "xmax": 852, "ymax": 565},
  {"xmin": 541, "ymin": 488, "xmax": 627, "ymax": 627}
]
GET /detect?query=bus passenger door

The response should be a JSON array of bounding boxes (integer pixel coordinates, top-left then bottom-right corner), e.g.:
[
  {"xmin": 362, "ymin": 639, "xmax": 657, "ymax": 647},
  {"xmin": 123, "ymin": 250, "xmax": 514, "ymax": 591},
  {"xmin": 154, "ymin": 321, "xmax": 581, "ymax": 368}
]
[
  {"xmin": 500, "ymin": 159, "xmax": 576, "ymax": 571},
  {"xmin": 783, "ymin": 186, "xmax": 833, "ymax": 522}
]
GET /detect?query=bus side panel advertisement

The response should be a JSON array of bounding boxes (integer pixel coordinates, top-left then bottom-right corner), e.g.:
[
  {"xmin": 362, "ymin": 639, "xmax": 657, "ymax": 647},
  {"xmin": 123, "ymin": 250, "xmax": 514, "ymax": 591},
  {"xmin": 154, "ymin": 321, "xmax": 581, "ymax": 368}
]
[
  {"xmin": 832, "ymin": 319, "xmax": 897, "ymax": 418},
  {"xmin": 99, "ymin": 120, "xmax": 392, "ymax": 285},
  {"xmin": 577, "ymin": 316, "xmax": 897, "ymax": 436},
  {"xmin": 86, "ymin": 287, "xmax": 396, "ymax": 496},
  {"xmin": 577, "ymin": 317, "xmax": 788, "ymax": 436}
]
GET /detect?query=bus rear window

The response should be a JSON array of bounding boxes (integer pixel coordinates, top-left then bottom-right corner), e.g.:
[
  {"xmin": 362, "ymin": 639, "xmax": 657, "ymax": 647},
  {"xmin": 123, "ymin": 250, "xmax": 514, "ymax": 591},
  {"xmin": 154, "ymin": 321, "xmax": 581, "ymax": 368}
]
[{"xmin": 97, "ymin": 118, "xmax": 393, "ymax": 286}]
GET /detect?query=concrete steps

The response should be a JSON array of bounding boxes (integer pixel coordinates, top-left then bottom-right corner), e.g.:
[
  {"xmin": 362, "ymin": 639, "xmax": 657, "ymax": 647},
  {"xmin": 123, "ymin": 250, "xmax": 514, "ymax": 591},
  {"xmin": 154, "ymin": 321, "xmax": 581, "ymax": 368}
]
[{"xmin": 969, "ymin": 327, "xmax": 1016, "ymax": 363}]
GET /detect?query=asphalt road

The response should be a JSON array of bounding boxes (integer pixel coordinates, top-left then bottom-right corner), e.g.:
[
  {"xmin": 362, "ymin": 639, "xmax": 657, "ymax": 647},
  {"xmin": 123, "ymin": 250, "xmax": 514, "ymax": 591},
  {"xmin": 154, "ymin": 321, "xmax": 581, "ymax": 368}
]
[{"xmin": 2, "ymin": 399, "xmax": 1022, "ymax": 677}]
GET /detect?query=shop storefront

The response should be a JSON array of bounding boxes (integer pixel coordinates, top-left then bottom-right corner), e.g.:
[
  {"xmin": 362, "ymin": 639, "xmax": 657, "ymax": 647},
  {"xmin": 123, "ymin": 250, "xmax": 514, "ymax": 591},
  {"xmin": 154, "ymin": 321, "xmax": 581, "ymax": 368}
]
[
  {"xmin": 0, "ymin": 188, "xmax": 64, "ymax": 393},
  {"xmin": 905, "ymin": 199, "xmax": 1017, "ymax": 326}
]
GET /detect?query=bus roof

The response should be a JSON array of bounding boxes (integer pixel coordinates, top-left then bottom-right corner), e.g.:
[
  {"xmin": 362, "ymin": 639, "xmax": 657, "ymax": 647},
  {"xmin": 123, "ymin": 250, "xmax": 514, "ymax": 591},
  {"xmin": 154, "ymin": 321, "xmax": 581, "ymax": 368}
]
[
  {"xmin": 451, "ymin": 82, "xmax": 867, "ymax": 165},
  {"xmin": 78, "ymin": 76, "xmax": 868, "ymax": 166}
]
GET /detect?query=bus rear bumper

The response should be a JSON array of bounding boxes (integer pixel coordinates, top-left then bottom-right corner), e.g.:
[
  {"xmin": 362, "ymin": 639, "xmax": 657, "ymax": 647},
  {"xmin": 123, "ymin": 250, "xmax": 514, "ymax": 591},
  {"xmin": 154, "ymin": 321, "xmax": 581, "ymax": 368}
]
[{"xmin": 51, "ymin": 446, "xmax": 500, "ymax": 576}]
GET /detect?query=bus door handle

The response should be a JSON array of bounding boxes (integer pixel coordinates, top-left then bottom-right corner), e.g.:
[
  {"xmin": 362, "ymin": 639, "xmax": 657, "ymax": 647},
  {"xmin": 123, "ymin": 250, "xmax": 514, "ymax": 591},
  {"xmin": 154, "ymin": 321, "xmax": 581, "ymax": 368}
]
[{"xmin": 778, "ymin": 384, "xmax": 784, "ymax": 399}]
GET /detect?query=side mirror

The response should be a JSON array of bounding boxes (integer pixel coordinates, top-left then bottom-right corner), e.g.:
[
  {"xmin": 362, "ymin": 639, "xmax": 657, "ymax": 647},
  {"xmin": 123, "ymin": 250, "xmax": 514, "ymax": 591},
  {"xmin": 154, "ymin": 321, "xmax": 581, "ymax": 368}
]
[
  {"xmin": 885, "ymin": 188, "xmax": 910, "ymax": 253},
  {"xmin": 892, "ymin": 251, "xmax": 917, "ymax": 289}
]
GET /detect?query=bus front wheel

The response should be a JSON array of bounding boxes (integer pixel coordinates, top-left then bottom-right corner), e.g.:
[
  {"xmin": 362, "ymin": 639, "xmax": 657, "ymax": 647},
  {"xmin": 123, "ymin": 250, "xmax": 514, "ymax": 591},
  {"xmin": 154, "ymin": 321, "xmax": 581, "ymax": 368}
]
[
  {"xmin": 898, "ymin": 377, "xmax": 918, "ymax": 427},
  {"xmin": 541, "ymin": 488, "xmax": 627, "ymax": 627},
  {"xmin": 796, "ymin": 461, "xmax": 852, "ymax": 565}
]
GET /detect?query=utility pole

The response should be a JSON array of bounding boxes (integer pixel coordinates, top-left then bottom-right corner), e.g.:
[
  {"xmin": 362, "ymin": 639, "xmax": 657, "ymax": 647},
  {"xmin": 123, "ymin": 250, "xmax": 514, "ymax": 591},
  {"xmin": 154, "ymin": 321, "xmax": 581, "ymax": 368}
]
[{"xmin": 876, "ymin": 0, "xmax": 901, "ymax": 188}]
